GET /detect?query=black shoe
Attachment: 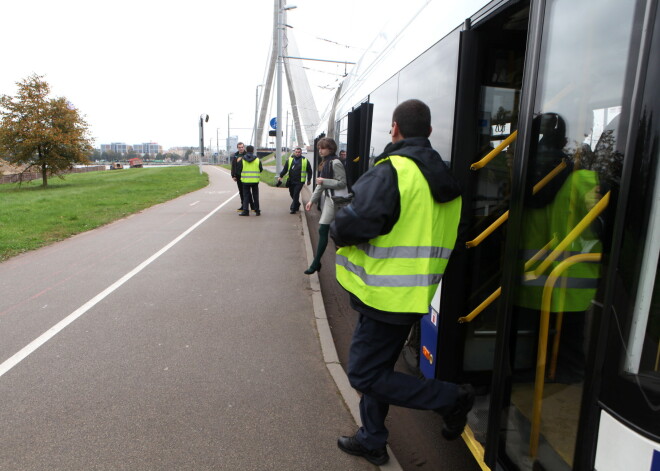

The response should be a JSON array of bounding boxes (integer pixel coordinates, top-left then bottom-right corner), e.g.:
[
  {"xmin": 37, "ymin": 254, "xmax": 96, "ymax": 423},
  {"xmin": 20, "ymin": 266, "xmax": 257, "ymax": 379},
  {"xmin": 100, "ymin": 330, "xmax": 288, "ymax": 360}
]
[
  {"xmin": 290, "ymin": 210, "xmax": 298, "ymax": 214},
  {"xmin": 238, "ymin": 211, "xmax": 249, "ymax": 216},
  {"xmin": 237, "ymin": 207, "xmax": 243, "ymax": 212},
  {"xmin": 441, "ymin": 384, "xmax": 475, "ymax": 440},
  {"xmin": 337, "ymin": 435, "xmax": 389, "ymax": 466},
  {"xmin": 304, "ymin": 262, "xmax": 321, "ymax": 275},
  {"xmin": 255, "ymin": 210, "xmax": 261, "ymax": 216}
]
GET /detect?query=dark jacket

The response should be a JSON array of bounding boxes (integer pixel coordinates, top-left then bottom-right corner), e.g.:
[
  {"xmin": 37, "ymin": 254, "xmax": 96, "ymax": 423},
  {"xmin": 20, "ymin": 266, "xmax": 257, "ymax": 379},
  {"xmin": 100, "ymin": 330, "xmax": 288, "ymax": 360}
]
[
  {"xmin": 237, "ymin": 153, "xmax": 263, "ymax": 183},
  {"xmin": 280, "ymin": 155, "xmax": 312, "ymax": 185},
  {"xmin": 330, "ymin": 137, "xmax": 462, "ymax": 323},
  {"xmin": 231, "ymin": 151, "xmax": 246, "ymax": 179}
]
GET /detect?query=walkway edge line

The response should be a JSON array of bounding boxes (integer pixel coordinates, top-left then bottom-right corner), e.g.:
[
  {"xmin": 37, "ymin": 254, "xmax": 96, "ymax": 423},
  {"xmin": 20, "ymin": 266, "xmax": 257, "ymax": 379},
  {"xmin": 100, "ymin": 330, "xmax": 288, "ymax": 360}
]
[{"xmin": 300, "ymin": 189, "xmax": 403, "ymax": 471}]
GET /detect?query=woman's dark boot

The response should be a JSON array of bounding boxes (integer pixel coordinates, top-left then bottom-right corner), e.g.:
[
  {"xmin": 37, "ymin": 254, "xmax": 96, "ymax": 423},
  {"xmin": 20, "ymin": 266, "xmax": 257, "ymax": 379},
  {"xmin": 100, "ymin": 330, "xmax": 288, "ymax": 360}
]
[{"xmin": 304, "ymin": 262, "xmax": 322, "ymax": 275}]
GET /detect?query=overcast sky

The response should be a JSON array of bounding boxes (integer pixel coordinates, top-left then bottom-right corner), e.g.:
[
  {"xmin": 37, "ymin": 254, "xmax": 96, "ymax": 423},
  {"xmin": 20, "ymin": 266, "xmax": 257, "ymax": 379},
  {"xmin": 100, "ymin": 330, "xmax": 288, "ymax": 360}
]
[{"xmin": 2, "ymin": 0, "xmax": 436, "ymax": 150}]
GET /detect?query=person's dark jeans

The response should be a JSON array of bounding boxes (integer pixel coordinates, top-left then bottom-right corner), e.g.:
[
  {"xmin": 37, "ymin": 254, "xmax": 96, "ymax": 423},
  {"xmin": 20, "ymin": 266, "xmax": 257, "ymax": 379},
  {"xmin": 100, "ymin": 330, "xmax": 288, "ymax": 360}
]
[
  {"xmin": 347, "ymin": 314, "xmax": 460, "ymax": 449},
  {"xmin": 289, "ymin": 182, "xmax": 304, "ymax": 211},
  {"xmin": 242, "ymin": 184, "xmax": 259, "ymax": 211},
  {"xmin": 237, "ymin": 180, "xmax": 254, "ymax": 210}
]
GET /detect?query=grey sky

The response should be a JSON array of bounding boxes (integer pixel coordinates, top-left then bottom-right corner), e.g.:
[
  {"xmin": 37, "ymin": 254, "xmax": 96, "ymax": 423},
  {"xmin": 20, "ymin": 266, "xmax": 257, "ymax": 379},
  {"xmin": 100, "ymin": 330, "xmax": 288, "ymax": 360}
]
[{"xmin": 2, "ymin": 0, "xmax": 422, "ymax": 150}]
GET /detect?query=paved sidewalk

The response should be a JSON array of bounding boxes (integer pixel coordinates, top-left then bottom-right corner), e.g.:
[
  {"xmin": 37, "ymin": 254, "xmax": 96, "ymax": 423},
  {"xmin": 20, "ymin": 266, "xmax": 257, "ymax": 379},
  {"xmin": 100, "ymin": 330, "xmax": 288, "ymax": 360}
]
[{"xmin": 0, "ymin": 166, "xmax": 397, "ymax": 470}]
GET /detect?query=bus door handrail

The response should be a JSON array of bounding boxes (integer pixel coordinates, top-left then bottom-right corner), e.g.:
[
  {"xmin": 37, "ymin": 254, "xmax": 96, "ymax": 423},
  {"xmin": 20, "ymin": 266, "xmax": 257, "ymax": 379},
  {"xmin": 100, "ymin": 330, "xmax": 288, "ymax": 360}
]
[
  {"xmin": 524, "ymin": 191, "xmax": 610, "ymax": 282},
  {"xmin": 466, "ymin": 161, "xmax": 567, "ymax": 249},
  {"xmin": 527, "ymin": 190, "xmax": 610, "ymax": 457},
  {"xmin": 529, "ymin": 253, "xmax": 602, "ymax": 458},
  {"xmin": 458, "ymin": 239, "xmax": 556, "ymax": 323},
  {"xmin": 470, "ymin": 131, "xmax": 518, "ymax": 170}
]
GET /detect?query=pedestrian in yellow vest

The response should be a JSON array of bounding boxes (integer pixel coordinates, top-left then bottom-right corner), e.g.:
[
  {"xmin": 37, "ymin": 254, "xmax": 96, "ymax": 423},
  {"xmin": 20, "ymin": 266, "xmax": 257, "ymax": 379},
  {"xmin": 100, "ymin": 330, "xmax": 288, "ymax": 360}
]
[
  {"xmin": 237, "ymin": 145, "xmax": 262, "ymax": 216},
  {"xmin": 277, "ymin": 147, "xmax": 312, "ymax": 213},
  {"xmin": 331, "ymin": 99, "xmax": 473, "ymax": 466}
]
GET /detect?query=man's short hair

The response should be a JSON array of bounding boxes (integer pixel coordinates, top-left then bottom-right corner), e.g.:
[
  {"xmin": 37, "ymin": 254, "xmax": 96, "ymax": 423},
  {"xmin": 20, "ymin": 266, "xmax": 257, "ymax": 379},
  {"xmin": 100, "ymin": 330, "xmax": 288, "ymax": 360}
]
[
  {"xmin": 246, "ymin": 145, "xmax": 254, "ymax": 153},
  {"xmin": 294, "ymin": 147, "xmax": 302, "ymax": 151},
  {"xmin": 237, "ymin": 142, "xmax": 244, "ymax": 147},
  {"xmin": 392, "ymin": 99, "xmax": 431, "ymax": 138}
]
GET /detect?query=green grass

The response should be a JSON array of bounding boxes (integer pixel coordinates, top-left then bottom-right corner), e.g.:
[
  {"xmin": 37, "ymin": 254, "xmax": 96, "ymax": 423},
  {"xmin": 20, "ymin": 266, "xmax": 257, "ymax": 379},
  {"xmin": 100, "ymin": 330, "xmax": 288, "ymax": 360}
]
[{"xmin": 0, "ymin": 166, "xmax": 208, "ymax": 261}]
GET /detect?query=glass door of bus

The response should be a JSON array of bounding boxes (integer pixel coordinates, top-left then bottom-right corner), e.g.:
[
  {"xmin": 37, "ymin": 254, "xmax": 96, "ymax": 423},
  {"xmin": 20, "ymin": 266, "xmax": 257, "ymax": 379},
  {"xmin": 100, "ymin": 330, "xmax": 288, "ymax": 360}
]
[{"xmin": 482, "ymin": 0, "xmax": 645, "ymax": 469}]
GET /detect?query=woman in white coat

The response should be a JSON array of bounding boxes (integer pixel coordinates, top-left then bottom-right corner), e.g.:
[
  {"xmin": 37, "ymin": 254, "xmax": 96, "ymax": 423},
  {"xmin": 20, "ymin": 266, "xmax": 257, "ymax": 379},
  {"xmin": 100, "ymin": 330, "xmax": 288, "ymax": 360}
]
[{"xmin": 304, "ymin": 137, "xmax": 348, "ymax": 274}]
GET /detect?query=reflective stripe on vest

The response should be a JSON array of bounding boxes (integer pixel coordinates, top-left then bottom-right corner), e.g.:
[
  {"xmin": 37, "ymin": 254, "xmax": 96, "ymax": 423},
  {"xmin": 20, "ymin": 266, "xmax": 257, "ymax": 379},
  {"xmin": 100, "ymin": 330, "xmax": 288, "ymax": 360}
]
[
  {"xmin": 241, "ymin": 158, "xmax": 260, "ymax": 183},
  {"xmin": 335, "ymin": 155, "xmax": 461, "ymax": 314},
  {"xmin": 285, "ymin": 157, "xmax": 308, "ymax": 182}
]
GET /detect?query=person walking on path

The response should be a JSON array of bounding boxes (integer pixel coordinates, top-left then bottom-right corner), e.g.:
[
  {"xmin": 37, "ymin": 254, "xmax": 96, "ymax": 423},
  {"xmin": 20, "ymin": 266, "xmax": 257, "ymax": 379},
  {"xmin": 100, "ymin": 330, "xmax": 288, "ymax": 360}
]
[
  {"xmin": 278, "ymin": 147, "xmax": 312, "ymax": 214},
  {"xmin": 330, "ymin": 99, "xmax": 474, "ymax": 466},
  {"xmin": 237, "ymin": 145, "xmax": 262, "ymax": 216},
  {"xmin": 304, "ymin": 137, "xmax": 347, "ymax": 274},
  {"xmin": 231, "ymin": 142, "xmax": 254, "ymax": 212}
]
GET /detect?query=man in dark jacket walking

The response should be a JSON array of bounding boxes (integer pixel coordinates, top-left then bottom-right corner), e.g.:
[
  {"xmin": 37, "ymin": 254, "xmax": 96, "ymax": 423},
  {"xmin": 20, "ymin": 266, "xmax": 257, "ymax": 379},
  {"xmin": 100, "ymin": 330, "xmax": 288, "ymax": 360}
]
[
  {"xmin": 331, "ymin": 99, "xmax": 474, "ymax": 466},
  {"xmin": 278, "ymin": 147, "xmax": 312, "ymax": 213},
  {"xmin": 237, "ymin": 145, "xmax": 263, "ymax": 216}
]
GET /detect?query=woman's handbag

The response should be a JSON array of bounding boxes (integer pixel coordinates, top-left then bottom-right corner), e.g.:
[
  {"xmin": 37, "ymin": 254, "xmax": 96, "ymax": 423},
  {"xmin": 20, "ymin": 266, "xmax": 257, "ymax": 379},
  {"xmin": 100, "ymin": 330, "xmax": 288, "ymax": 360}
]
[{"xmin": 331, "ymin": 194, "xmax": 353, "ymax": 210}]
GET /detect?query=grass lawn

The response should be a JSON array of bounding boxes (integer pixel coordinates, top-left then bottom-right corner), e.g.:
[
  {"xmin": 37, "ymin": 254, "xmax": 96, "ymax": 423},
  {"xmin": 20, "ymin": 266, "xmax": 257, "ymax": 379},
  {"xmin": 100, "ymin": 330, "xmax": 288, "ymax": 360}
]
[{"xmin": 0, "ymin": 166, "xmax": 208, "ymax": 261}]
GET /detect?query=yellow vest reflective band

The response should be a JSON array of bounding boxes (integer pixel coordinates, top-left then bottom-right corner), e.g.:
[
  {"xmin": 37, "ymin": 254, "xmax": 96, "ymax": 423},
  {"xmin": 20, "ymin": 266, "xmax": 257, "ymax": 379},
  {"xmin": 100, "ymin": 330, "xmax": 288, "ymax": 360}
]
[
  {"xmin": 241, "ymin": 158, "xmax": 260, "ymax": 183},
  {"xmin": 285, "ymin": 157, "xmax": 308, "ymax": 182},
  {"xmin": 336, "ymin": 155, "xmax": 461, "ymax": 314},
  {"xmin": 516, "ymin": 169, "xmax": 601, "ymax": 312}
]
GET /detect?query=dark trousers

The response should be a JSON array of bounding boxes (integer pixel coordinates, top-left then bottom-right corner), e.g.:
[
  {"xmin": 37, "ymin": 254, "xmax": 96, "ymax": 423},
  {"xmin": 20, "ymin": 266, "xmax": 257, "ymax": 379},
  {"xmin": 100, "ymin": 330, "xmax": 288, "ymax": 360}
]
[
  {"xmin": 237, "ymin": 180, "xmax": 254, "ymax": 209},
  {"xmin": 347, "ymin": 314, "xmax": 460, "ymax": 450},
  {"xmin": 288, "ymin": 182, "xmax": 304, "ymax": 211},
  {"xmin": 242, "ymin": 184, "xmax": 259, "ymax": 211}
]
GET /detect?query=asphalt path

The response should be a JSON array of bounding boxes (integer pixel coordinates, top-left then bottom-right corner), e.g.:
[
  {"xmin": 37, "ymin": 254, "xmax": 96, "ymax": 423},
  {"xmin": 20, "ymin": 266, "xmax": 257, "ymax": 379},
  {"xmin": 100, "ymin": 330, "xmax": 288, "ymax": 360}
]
[{"xmin": 0, "ymin": 166, "xmax": 377, "ymax": 470}]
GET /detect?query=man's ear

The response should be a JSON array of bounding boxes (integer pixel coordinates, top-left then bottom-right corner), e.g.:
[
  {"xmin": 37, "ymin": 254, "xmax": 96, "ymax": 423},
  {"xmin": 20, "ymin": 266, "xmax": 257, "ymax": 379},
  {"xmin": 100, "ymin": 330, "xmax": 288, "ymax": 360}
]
[{"xmin": 391, "ymin": 121, "xmax": 403, "ymax": 142}]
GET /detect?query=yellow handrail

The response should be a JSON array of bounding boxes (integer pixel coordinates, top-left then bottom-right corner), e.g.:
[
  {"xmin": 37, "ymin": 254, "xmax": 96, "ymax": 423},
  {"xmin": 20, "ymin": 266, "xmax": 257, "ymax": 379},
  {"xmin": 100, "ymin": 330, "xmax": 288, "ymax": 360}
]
[
  {"xmin": 529, "ymin": 253, "xmax": 602, "ymax": 458},
  {"xmin": 525, "ymin": 191, "xmax": 610, "ymax": 282},
  {"xmin": 470, "ymin": 131, "xmax": 518, "ymax": 170},
  {"xmin": 459, "ymin": 288, "xmax": 501, "ymax": 323},
  {"xmin": 466, "ymin": 161, "xmax": 567, "ymax": 249},
  {"xmin": 458, "ymin": 239, "xmax": 556, "ymax": 323}
]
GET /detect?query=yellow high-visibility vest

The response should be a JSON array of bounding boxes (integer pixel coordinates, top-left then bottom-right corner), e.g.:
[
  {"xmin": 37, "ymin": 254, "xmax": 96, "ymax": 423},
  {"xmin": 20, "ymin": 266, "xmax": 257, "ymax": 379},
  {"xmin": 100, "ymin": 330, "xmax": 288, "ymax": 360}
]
[
  {"xmin": 284, "ymin": 157, "xmax": 308, "ymax": 182},
  {"xmin": 336, "ymin": 155, "xmax": 461, "ymax": 314},
  {"xmin": 517, "ymin": 169, "xmax": 601, "ymax": 312},
  {"xmin": 241, "ymin": 158, "xmax": 261, "ymax": 184}
]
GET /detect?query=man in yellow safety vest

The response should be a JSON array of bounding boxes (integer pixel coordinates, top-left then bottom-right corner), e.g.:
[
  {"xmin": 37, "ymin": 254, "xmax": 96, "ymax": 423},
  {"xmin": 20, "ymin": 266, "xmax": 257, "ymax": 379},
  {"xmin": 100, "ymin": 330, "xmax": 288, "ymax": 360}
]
[{"xmin": 331, "ymin": 99, "xmax": 474, "ymax": 466}]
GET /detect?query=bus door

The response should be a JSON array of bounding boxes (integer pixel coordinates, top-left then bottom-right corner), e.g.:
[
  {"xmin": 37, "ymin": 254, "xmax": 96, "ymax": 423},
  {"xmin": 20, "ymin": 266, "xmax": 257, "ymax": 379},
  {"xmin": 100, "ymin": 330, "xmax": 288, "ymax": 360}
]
[
  {"xmin": 346, "ymin": 101, "xmax": 373, "ymax": 186},
  {"xmin": 428, "ymin": 0, "xmax": 529, "ymax": 468},
  {"xmin": 439, "ymin": 0, "xmax": 647, "ymax": 469}
]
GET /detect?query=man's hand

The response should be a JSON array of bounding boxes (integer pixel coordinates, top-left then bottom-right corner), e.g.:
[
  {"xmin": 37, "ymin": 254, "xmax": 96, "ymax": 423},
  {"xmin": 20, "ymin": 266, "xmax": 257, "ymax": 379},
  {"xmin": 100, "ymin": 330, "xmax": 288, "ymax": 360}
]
[{"xmin": 305, "ymin": 201, "xmax": 312, "ymax": 211}]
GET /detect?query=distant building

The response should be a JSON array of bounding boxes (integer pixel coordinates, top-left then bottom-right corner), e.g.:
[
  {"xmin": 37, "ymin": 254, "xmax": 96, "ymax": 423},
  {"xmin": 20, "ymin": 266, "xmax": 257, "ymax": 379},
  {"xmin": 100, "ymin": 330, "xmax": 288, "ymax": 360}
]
[
  {"xmin": 101, "ymin": 142, "xmax": 129, "ymax": 154},
  {"xmin": 226, "ymin": 136, "xmax": 238, "ymax": 153},
  {"xmin": 100, "ymin": 142, "xmax": 163, "ymax": 156},
  {"xmin": 133, "ymin": 142, "xmax": 163, "ymax": 155}
]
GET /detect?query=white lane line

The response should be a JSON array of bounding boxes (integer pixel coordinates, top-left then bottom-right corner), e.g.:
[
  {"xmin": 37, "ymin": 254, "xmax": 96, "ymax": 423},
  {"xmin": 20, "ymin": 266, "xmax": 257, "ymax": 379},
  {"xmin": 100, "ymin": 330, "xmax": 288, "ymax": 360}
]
[
  {"xmin": 190, "ymin": 201, "xmax": 200, "ymax": 206},
  {"xmin": 0, "ymin": 193, "xmax": 239, "ymax": 379}
]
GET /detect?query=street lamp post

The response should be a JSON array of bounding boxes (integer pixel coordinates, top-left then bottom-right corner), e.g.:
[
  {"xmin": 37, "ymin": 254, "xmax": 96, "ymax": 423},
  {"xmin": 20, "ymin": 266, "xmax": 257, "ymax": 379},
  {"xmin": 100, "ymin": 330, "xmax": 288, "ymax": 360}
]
[
  {"xmin": 276, "ymin": 1, "xmax": 296, "ymax": 175},
  {"xmin": 216, "ymin": 128, "xmax": 221, "ymax": 163},
  {"xmin": 227, "ymin": 112, "xmax": 233, "ymax": 153},
  {"xmin": 199, "ymin": 114, "xmax": 209, "ymax": 174},
  {"xmin": 253, "ymin": 84, "xmax": 263, "ymax": 148}
]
